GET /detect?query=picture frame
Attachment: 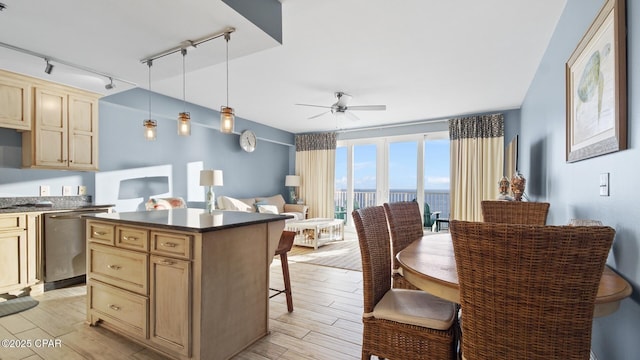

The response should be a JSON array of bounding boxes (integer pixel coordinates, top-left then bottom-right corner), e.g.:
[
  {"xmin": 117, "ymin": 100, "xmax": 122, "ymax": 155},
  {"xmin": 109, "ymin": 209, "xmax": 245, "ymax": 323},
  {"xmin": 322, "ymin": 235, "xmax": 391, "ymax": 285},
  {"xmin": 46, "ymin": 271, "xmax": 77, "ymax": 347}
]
[{"xmin": 566, "ymin": 0, "xmax": 626, "ymax": 163}]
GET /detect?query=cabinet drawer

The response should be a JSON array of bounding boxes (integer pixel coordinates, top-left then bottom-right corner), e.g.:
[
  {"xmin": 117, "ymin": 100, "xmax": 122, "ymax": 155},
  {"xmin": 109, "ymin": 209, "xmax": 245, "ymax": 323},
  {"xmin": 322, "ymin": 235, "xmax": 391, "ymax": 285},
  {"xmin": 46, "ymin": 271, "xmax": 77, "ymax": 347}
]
[
  {"xmin": 117, "ymin": 226, "xmax": 149, "ymax": 251},
  {"xmin": 88, "ymin": 281, "xmax": 148, "ymax": 339},
  {"xmin": 0, "ymin": 213, "xmax": 26, "ymax": 231},
  {"xmin": 87, "ymin": 221, "xmax": 115, "ymax": 245},
  {"xmin": 88, "ymin": 244, "xmax": 148, "ymax": 295},
  {"xmin": 151, "ymin": 231, "xmax": 192, "ymax": 260}
]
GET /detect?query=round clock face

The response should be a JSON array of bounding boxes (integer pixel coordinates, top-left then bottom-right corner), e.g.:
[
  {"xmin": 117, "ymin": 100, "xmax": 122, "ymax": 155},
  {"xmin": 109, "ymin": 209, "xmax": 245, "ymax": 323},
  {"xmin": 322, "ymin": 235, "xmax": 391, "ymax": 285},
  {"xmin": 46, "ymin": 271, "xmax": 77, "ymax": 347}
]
[{"xmin": 239, "ymin": 130, "xmax": 257, "ymax": 152}]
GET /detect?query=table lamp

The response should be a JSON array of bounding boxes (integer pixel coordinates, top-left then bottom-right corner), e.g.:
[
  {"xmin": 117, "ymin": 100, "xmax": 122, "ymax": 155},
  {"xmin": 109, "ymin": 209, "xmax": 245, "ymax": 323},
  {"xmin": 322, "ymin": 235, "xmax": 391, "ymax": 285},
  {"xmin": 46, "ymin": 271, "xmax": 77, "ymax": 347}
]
[
  {"xmin": 285, "ymin": 175, "xmax": 301, "ymax": 204},
  {"xmin": 200, "ymin": 169, "xmax": 224, "ymax": 212}
]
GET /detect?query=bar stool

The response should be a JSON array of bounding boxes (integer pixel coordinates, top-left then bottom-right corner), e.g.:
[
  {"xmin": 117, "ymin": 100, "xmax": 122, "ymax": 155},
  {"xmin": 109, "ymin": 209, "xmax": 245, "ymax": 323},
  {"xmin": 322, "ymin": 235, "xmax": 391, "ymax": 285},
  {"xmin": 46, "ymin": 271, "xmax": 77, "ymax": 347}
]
[{"xmin": 270, "ymin": 230, "xmax": 296, "ymax": 312}]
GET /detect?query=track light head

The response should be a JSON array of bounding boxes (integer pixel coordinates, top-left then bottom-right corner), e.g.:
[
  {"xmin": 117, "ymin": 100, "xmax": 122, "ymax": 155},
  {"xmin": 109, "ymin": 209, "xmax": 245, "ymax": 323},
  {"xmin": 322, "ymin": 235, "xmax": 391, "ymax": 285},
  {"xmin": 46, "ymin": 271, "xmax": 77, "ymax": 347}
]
[
  {"xmin": 0, "ymin": 3, "xmax": 7, "ymax": 11},
  {"xmin": 44, "ymin": 59, "xmax": 53, "ymax": 74},
  {"xmin": 105, "ymin": 77, "xmax": 115, "ymax": 90}
]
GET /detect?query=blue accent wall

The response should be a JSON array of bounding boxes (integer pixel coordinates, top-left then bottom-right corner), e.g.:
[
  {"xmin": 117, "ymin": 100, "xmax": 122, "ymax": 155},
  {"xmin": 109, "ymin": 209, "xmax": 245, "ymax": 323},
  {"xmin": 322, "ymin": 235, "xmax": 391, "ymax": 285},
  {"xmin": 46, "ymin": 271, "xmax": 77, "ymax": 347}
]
[
  {"xmin": 0, "ymin": 88, "xmax": 294, "ymax": 212},
  {"xmin": 520, "ymin": 1, "xmax": 639, "ymax": 358}
]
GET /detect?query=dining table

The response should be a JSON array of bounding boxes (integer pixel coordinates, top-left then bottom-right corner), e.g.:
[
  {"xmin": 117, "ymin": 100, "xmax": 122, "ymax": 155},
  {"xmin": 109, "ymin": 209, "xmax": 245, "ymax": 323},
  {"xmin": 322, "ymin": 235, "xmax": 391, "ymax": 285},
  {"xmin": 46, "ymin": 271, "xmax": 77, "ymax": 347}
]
[{"xmin": 396, "ymin": 233, "xmax": 633, "ymax": 317}]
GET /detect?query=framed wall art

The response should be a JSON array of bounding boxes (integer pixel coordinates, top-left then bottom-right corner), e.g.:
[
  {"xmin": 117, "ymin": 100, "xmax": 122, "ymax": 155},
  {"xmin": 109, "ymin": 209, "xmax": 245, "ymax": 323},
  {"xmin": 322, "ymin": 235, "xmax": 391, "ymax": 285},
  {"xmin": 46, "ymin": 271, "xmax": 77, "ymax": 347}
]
[{"xmin": 566, "ymin": 0, "xmax": 626, "ymax": 163}]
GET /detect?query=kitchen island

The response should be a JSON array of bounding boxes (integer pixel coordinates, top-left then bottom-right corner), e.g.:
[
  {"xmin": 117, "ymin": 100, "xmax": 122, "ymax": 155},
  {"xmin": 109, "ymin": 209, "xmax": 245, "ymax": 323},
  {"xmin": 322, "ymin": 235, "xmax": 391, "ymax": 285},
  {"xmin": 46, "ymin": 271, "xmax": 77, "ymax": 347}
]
[{"xmin": 84, "ymin": 208, "xmax": 289, "ymax": 360}]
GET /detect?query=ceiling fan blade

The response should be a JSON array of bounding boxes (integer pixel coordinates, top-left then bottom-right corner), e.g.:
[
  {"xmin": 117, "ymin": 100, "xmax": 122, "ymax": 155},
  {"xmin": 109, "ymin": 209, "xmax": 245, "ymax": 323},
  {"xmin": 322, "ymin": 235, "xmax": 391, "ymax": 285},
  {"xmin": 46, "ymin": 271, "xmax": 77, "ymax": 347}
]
[
  {"xmin": 309, "ymin": 111, "xmax": 330, "ymax": 119},
  {"xmin": 345, "ymin": 111, "xmax": 360, "ymax": 121},
  {"xmin": 346, "ymin": 105, "xmax": 386, "ymax": 111},
  {"xmin": 295, "ymin": 103, "xmax": 332, "ymax": 109}
]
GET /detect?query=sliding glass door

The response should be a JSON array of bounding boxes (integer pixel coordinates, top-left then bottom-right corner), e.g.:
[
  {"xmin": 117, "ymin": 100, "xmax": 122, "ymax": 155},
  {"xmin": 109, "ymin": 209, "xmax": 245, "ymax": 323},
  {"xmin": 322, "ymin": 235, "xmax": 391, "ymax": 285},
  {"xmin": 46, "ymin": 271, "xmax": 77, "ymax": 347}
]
[{"xmin": 336, "ymin": 132, "xmax": 449, "ymax": 228}]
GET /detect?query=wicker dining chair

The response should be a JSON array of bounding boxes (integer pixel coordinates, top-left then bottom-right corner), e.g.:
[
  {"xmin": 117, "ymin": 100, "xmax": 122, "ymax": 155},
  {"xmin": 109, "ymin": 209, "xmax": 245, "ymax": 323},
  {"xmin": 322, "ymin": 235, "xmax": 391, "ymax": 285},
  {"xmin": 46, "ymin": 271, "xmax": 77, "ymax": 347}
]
[
  {"xmin": 450, "ymin": 221, "xmax": 615, "ymax": 360},
  {"xmin": 352, "ymin": 206, "xmax": 458, "ymax": 360},
  {"xmin": 383, "ymin": 201, "xmax": 422, "ymax": 290},
  {"xmin": 481, "ymin": 200, "xmax": 550, "ymax": 225}
]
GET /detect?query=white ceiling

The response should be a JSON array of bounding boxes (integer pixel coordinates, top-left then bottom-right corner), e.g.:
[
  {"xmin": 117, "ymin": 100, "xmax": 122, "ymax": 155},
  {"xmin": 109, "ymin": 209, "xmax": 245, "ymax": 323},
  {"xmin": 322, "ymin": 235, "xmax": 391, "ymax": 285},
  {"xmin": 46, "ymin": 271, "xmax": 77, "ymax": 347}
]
[{"xmin": 0, "ymin": 0, "xmax": 567, "ymax": 134}]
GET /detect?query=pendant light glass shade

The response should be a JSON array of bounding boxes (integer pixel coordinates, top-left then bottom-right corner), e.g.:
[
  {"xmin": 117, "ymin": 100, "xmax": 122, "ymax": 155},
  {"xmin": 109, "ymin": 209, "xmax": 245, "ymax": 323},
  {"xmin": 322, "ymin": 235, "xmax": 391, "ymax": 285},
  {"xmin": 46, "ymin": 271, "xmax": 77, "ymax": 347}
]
[
  {"xmin": 220, "ymin": 32, "xmax": 235, "ymax": 134},
  {"xmin": 220, "ymin": 106, "xmax": 234, "ymax": 133},
  {"xmin": 178, "ymin": 112, "xmax": 191, "ymax": 136},
  {"xmin": 178, "ymin": 48, "xmax": 191, "ymax": 136},
  {"xmin": 143, "ymin": 119, "xmax": 157, "ymax": 141},
  {"xmin": 144, "ymin": 60, "xmax": 157, "ymax": 141}
]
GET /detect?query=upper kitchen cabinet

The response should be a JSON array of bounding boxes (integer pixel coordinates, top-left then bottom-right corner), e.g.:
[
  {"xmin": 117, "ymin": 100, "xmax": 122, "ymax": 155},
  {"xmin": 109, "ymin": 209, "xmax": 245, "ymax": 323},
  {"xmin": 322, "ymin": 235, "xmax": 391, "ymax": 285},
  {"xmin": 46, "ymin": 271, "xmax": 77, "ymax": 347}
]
[
  {"xmin": 22, "ymin": 81, "xmax": 100, "ymax": 171},
  {"xmin": 0, "ymin": 70, "xmax": 31, "ymax": 131}
]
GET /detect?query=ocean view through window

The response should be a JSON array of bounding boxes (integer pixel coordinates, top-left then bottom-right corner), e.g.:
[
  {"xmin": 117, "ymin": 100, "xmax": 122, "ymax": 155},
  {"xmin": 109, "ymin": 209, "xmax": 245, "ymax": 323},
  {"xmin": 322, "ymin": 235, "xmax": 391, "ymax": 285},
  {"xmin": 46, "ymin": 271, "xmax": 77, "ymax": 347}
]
[{"xmin": 335, "ymin": 134, "xmax": 450, "ymax": 226}]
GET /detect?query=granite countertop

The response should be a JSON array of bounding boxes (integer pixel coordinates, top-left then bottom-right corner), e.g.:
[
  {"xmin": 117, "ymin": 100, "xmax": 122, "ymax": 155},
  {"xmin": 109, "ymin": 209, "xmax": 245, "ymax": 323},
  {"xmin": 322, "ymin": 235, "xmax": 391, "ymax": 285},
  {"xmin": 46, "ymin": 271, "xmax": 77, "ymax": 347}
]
[
  {"xmin": 0, "ymin": 196, "xmax": 113, "ymax": 214},
  {"xmin": 87, "ymin": 208, "xmax": 291, "ymax": 233}
]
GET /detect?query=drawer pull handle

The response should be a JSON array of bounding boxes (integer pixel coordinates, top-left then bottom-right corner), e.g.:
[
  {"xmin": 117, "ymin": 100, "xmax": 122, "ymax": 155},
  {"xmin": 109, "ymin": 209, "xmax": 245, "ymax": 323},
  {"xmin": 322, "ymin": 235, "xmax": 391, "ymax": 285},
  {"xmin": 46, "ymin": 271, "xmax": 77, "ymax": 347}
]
[
  {"xmin": 93, "ymin": 231, "xmax": 107, "ymax": 236},
  {"xmin": 123, "ymin": 236, "xmax": 138, "ymax": 241},
  {"xmin": 161, "ymin": 242, "xmax": 177, "ymax": 248},
  {"xmin": 107, "ymin": 264, "xmax": 121, "ymax": 270},
  {"xmin": 159, "ymin": 259, "xmax": 175, "ymax": 265},
  {"xmin": 108, "ymin": 304, "xmax": 120, "ymax": 311}
]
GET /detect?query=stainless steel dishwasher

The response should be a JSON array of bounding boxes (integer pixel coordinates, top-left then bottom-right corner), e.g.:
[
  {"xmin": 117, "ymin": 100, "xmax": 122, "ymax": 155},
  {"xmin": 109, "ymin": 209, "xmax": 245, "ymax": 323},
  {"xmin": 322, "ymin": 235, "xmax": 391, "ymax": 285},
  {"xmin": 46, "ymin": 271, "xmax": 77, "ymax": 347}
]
[{"xmin": 43, "ymin": 208, "xmax": 110, "ymax": 290}]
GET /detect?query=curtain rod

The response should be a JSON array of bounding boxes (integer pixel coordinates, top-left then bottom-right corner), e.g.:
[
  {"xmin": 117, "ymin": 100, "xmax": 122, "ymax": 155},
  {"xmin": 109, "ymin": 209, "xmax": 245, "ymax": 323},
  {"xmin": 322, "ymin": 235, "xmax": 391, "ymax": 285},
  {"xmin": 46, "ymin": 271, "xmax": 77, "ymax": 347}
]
[
  {"xmin": 0, "ymin": 41, "xmax": 137, "ymax": 86},
  {"xmin": 140, "ymin": 27, "xmax": 235, "ymax": 64},
  {"xmin": 336, "ymin": 118, "xmax": 448, "ymax": 133}
]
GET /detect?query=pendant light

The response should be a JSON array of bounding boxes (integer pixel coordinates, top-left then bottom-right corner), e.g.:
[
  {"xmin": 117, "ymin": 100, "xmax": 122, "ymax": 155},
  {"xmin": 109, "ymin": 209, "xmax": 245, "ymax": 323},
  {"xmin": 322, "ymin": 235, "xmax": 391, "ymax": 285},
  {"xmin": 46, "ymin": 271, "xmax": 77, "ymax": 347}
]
[
  {"xmin": 220, "ymin": 31, "xmax": 235, "ymax": 134},
  {"xmin": 143, "ymin": 60, "xmax": 157, "ymax": 141},
  {"xmin": 178, "ymin": 48, "xmax": 191, "ymax": 136}
]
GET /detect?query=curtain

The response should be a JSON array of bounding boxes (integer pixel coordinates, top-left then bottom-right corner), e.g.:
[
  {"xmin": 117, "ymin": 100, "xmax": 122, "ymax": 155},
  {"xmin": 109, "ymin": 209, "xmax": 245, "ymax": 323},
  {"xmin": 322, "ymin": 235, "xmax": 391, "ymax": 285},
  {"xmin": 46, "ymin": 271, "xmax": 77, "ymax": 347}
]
[
  {"xmin": 295, "ymin": 133, "xmax": 336, "ymax": 218},
  {"xmin": 449, "ymin": 113, "xmax": 504, "ymax": 221}
]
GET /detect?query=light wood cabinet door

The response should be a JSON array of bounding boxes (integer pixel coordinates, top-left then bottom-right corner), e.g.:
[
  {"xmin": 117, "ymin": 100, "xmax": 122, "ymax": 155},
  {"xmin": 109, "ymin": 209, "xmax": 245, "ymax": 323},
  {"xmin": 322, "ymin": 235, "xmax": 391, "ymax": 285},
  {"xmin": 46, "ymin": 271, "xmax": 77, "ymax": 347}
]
[
  {"xmin": 68, "ymin": 93, "xmax": 98, "ymax": 170},
  {"xmin": 0, "ymin": 71, "xmax": 31, "ymax": 130},
  {"xmin": 149, "ymin": 255, "xmax": 191, "ymax": 357},
  {"xmin": 0, "ymin": 229, "xmax": 28, "ymax": 293},
  {"xmin": 33, "ymin": 86, "xmax": 68, "ymax": 168}
]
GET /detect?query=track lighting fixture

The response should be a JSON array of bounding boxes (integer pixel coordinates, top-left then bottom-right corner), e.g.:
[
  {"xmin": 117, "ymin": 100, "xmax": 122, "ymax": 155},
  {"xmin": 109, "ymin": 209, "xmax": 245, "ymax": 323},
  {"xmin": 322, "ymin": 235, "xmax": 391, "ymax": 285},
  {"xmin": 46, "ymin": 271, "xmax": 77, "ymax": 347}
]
[
  {"xmin": 105, "ymin": 77, "xmax": 115, "ymax": 90},
  {"xmin": 44, "ymin": 59, "xmax": 53, "ymax": 74},
  {"xmin": 0, "ymin": 41, "xmax": 136, "ymax": 88},
  {"xmin": 178, "ymin": 48, "xmax": 191, "ymax": 136},
  {"xmin": 220, "ymin": 31, "xmax": 235, "ymax": 134},
  {"xmin": 143, "ymin": 60, "xmax": 157, "ymax": 141}
]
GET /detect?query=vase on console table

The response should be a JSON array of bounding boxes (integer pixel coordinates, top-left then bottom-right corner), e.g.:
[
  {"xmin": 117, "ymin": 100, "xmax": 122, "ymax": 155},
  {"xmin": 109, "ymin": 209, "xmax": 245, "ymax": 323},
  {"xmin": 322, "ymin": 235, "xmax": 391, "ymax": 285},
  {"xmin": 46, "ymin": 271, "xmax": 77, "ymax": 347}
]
[{"xmin": 511, "ymin": 172, "xmax": 526, "ymax": 201}]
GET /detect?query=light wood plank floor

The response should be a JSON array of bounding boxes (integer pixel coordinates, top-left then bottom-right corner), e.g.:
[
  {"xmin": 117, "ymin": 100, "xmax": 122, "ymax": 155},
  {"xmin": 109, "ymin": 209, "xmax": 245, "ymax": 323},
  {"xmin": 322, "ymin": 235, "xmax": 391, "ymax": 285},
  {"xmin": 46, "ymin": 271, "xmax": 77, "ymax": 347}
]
[{"xmin": 0, "ymin": 260, "xmax": 364, "ymax": 360}]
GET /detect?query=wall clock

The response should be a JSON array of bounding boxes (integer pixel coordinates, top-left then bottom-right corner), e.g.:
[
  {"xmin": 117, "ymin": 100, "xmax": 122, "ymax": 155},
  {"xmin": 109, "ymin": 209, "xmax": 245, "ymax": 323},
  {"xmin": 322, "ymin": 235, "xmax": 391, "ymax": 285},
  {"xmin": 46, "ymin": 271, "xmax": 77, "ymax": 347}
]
[{"xmin": 239, "ymin": 130, "xmax": 257, "ymax": 152}]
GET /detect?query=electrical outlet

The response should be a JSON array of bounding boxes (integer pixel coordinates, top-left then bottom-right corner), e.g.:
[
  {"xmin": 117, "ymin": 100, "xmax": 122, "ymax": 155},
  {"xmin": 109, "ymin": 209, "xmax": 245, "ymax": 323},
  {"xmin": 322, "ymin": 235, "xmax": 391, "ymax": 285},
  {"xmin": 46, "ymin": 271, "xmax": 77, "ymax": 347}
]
[
  {"xmin": 40, "ymin": 185, "xmax": 50, "ymax": 196},
  {"xmin": 78, "ymin": 186, "xmax": 87, "ymax": 195},
  {"xmin": 62, "ymin": 185, "xmax": 72, "ymax": 196}
]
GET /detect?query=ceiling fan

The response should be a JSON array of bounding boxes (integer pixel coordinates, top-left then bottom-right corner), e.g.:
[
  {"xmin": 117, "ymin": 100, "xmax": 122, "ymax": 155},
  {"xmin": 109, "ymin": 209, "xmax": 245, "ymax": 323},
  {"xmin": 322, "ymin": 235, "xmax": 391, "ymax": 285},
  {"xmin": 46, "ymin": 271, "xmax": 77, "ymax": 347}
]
[{"xmin": 296, "ymin": 91, "xmax": 386, "ymax": 121}]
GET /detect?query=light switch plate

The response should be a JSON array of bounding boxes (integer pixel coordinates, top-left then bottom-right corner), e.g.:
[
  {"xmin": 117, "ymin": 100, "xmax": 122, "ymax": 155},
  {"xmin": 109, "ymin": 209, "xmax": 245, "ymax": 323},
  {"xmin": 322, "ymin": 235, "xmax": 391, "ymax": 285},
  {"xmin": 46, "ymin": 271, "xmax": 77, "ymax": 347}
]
[
  {"xmin": 599, "ymin": 173, "xmax": 609, "ymax": 196},
  {"xmin": 40, "ymin": 185, "xmax": 50, "ymax": 196},
  {"xmin": 78, "ymin": 185, "xmax": 87, "ymax": 195},
  {"xmin": 62, "ymin": 186, "xmax": 72, "ymax": 196}
]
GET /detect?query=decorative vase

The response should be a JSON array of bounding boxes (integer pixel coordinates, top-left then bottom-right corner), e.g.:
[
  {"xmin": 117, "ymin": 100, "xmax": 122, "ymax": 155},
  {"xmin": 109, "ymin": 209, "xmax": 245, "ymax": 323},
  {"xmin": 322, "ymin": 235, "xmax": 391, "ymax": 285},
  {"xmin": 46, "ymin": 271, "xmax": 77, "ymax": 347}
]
[
  {"xmin": 497, "ymin": 176, "xmax": 513, "ymax": 201},
  {"xmin": 511, "ymin": 172, "xmax": 526, "ymax": 201}
]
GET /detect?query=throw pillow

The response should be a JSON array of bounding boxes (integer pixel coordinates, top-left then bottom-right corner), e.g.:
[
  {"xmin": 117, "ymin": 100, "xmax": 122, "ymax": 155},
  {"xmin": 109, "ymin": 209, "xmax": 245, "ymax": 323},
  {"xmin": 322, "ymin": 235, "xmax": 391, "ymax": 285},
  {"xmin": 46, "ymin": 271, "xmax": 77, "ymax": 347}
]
[{"xmin": 257, "ymin": 204, "xmax": 279, "ymax": 214}]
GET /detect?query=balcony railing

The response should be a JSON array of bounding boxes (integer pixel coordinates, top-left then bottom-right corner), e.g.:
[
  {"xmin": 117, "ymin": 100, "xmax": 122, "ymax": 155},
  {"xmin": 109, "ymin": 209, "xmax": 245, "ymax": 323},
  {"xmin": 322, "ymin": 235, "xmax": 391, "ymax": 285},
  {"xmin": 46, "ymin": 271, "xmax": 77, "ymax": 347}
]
[{"xmin": 334, "ymin": 189, "xmax": 450, "ymax": 217}]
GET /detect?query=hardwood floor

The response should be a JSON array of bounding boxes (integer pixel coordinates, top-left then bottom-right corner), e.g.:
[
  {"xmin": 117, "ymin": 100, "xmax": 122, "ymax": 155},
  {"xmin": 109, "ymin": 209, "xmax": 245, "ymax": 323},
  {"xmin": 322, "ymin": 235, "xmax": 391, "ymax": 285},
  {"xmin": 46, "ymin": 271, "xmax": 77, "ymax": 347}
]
[{"xmin": 0, "ymin": 260, "xmax": 364, "ymax": 360}]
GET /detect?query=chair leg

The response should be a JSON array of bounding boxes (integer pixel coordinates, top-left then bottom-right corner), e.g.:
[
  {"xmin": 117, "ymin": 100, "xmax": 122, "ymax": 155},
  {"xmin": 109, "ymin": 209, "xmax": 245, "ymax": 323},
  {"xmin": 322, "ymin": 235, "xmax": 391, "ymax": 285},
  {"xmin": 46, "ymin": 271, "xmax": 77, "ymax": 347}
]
[{"xmin": 280, "ymin": 253, "xmax": 293, "ymax": 312}]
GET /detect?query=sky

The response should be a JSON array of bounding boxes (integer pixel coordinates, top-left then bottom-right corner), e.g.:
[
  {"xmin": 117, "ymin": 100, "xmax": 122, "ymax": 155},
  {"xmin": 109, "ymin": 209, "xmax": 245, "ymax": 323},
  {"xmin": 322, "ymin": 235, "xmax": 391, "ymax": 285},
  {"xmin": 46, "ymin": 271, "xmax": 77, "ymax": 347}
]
[{"xmin": 335, "ymin": 139, "xmax": 450, "ymax": 191}]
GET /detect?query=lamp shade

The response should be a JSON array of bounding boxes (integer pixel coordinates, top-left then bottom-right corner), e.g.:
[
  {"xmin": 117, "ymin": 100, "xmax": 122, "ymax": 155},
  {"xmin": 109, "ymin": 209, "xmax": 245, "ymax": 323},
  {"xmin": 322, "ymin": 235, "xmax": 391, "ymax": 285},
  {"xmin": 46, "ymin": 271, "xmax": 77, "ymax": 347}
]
[
  {"xmin": 213, "ymin": 170, "xmax": 224, "ymax": 186},
  {"xmin": 200, "ymin": 170, "xmax": 214, "ymax": 186},
  {"xmin": 285, "ymin": 175, "xmax": 301, "ymax": 187}
]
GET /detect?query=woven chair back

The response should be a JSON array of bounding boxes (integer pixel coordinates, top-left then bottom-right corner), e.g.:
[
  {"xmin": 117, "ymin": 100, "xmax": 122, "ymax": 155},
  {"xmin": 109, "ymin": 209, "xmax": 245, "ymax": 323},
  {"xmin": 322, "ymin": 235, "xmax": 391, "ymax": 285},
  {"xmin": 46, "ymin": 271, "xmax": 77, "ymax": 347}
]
[
  {"xmin": 352, "ymin": 206, "xmax": 391, "ymax": 313},
  {"xmin": 450, "ymin": 221, "xmax": 614, "ymax": 360},
  {"xmin": 481, "ymin": 200, "xmax": 550, "ymax": 225},
  {"xmin": 383, "ymin": 202, "xmax": 423, "ymax": 270}
]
